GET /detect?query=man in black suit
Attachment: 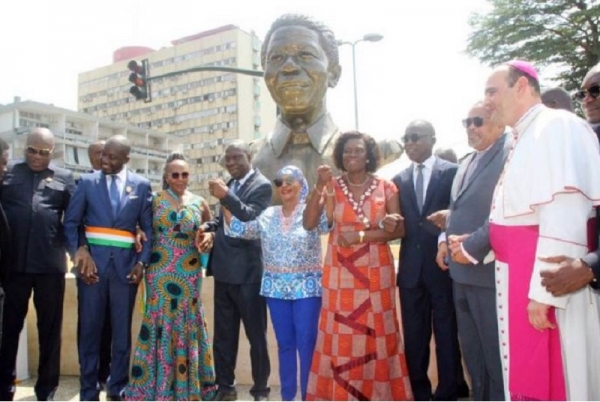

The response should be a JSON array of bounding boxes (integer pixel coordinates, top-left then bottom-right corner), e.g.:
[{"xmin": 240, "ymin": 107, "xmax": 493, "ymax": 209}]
[
  {"xmin": 198, "ymin": 141, "xmax": 272, "ymax": 401},
  {"xmin": 538, "ymin": 63, "xmax": 600, "ymax": 293},
  {"xmin": 0, "ymin": 138, "xmax": 11, "ymax": 346},
  {"xmin": 393, "ymin": 120, "xmax": 461, "ymax": 400},
  {"xmin": 0, "ymin": 128, "xmax": 76, "ymax": 401}
]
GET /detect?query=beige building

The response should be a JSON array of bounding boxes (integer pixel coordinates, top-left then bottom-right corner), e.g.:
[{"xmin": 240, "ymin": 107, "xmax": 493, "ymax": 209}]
[
  {"xmin": 78, "ymin": 24, "xmax": 277, "ymax": 203},
  {"xmin": 0, "ymin": 97, "xmax": 174, "ymax": 188}
]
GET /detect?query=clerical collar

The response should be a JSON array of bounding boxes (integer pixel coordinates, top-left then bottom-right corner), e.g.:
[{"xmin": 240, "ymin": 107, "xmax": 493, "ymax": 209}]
[{"xmin": 270, "ymin": 113, "xmax": 338, "ymax": 157}]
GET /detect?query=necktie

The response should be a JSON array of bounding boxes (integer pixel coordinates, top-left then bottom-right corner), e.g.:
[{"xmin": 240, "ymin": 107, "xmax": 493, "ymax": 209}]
[
  {"xmin": 415, "ymin": 164, "xmax": 424, "ymax": 212},
  {"xmin": 109, "ymin": 175, "xmax": 120, "ymax": 217},
  {"xmin": 232, "ymin": 180, "xmax": 240, "ymax": 194}
]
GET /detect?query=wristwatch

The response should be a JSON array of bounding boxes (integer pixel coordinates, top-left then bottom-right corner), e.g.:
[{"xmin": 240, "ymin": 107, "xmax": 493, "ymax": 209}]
[
  {"xmin": 136, "ymin": 262, "xmax": 149, "ymax": 269},
  {"xmin": 359, "ymin": 230, "xmax": 365, "ymax": 243}
]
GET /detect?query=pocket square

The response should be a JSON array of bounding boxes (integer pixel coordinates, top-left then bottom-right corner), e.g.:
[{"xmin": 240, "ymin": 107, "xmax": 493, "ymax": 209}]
[{"xmin": 129, "ymin": 195, "xmax": 139, "ymax": 200}]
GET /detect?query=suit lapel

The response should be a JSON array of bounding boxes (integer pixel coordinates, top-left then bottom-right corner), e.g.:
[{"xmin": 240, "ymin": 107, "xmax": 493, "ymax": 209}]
[
  {"xmin": 421, "ymin": 158, "xmax": 442, "ymax": 214},
  {"xmin": 455, "ymin": 133, "xmax": 507, "ymax": 202},
  {"xmin": 97, "ymin": 174, "xmax": 115, "ymax": 221},
  {"xmin": 118, "ymin": 171, "xmax": 136, "ymax": 216},
  {"xmin": 235, "ymin": 170, "xmax": 258, "ymax": 198},
  {"xmin": 402, "ymin": 167, "xmax": 419, "ymax": 215}
]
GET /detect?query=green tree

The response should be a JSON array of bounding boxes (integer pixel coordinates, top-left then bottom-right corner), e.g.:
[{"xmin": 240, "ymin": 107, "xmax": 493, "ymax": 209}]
[{"xmin": 467, "ymin": 0, "xmax": 600, "ymax": 91}]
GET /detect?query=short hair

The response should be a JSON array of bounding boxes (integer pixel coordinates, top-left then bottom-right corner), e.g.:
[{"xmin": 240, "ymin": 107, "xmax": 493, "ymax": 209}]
[
  {"xmin": 106, "ymin": 135, "xmax": 131, "ymax": 156},
  {"xmin": 225, "ymin": 140, "xmax": 251, "ymax": 155},
  {"xmin": 541, "ymin": 87, "xmax": 574, "ymax": 112},
  {"xmin": 507, "ymin": 65, "xmax": 541, "ymax": 94},
  {"xmin": 261, "ymin": 14, "xmax": 340, "ymax": 70},
  {"xmin": 333, "ymin": 131, "xmax": 380, "ymax": 173},
  {"xmin": 162, "ymin": 152, "xmax": 188, "ymax": 190},
  {"xmin": 0, "ymin": 138, "xmax": 9, "ymax": 153}
]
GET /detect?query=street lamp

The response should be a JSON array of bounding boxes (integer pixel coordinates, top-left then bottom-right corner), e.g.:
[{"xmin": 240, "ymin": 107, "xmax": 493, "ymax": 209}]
[{"xmin": 338, "ymin": 33, "xmax": 384, "ymax": 131}]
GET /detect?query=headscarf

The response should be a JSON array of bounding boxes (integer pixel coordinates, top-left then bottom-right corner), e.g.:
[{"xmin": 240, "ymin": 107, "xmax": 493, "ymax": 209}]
[{"xmin": 275, "ymin": 165, "xmax": 309, "ymax": 203}]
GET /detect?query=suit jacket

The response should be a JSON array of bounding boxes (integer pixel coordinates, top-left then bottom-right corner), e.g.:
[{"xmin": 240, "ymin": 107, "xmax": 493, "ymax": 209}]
[
  {"xmin": 205, "ymin": 169, "xmax": 272, "ymax": 284},
  {"xmin": 63, "ymin": 170, "xmax": 153, "ymax": 283},
  {"xmin": 446, "ymin": 133, "xmax": 512, "ymax": 288},
  {"xmin": 1, "ymin": 161, "xmax": 75, "ymax": 274},
  {"xmin": 0, "ymin": 202, "xmax": 10, "ymax": 284},
  {"xmin": 394, "ymin": 157, "xmax": 458, "ymax": 288}
]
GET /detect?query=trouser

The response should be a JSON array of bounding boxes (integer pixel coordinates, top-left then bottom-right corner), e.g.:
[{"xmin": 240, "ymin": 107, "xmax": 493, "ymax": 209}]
[
  {"xmin": 0, "ymin": 285, "xmax": 4, "ymax": 346},
  {"xmin": 453, "ymin": 282, "xmax": 504, "ymax": 401},
  {"xmin": 77, "ymin": 294, "xmax": 112, "ymax": 386},
  {"xmin": 78, "ymin": 261, "xmax": 137, "ymax": 401},
  {"xmin": 266, "ymin": 297, "xmax": 321, "ymax": 401},
  {"xmin": 400, "ymin": 281, "xmax": 461, "ymax": 401},
  {"xmin": 213, "ymin": 281, "xmax": 270, "ymax": 398},
  {"xmin": 0, "ymin": 273, "xmax": 65, "ymax": 401}
]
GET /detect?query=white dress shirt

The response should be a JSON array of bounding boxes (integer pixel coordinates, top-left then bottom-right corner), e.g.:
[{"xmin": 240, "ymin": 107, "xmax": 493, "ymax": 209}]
[
  {"xmin": 412, "ymin": 154, "xmax": 436, "ymax": 201},
  {"xmin": 106, "ymin": 168, "xmax": 127, "ymax": 199}
]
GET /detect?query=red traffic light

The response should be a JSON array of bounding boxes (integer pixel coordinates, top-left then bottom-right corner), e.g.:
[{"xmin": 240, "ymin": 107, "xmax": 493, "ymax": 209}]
[
  {"xmin": 129, "ymin": 73, "xmax": 145, "ymax": 87},
  {"xmin": 127, "ymin": 59, "xmax": 151, "ymax": 102}
]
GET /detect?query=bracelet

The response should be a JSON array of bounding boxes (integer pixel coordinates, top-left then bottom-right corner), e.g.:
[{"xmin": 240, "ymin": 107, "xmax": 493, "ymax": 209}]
[
  {"xmin": 359, "ymin": 230, "xmax": 365, "ymax": 243},
  {"xmin": 327, "ymin": 191, "xmax": 335, "ymax": 197}
]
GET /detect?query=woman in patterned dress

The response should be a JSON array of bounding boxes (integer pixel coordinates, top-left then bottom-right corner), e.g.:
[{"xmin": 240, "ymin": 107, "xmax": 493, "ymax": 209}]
[
  {"xmin": 303, "ymin": 131, "xmax": 413, "ymax": 401},
  {"xmin": 222, "ymin": 165, "xmax": 330, "ymax": 401},
  {"xmin": 123, "ymin": 153, "xmax": 217, "ymax": 401}
]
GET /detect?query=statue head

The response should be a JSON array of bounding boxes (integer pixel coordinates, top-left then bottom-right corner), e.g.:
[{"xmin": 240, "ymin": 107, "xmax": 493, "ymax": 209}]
[{"xmin": 261, "ymin": 14, "xmax": 342, "ymax": 128}]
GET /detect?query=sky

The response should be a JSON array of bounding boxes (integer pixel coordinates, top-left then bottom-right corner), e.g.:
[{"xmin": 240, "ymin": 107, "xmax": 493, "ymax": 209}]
[{"xmin": 1, "ymin": 0, "xmax": 512, "ymax": 158}]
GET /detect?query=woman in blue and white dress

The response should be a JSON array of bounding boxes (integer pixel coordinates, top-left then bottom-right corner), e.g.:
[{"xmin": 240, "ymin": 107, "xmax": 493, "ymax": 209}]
[{"xmin": 223, "ymin": 165, "xmax": 330, "ymax": 401}]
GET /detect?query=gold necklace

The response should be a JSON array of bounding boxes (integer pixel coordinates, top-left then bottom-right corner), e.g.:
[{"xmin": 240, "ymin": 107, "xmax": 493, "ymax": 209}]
[{"xmin": 345, "ymin": 173, "xmax": 371, "ymax": 187}]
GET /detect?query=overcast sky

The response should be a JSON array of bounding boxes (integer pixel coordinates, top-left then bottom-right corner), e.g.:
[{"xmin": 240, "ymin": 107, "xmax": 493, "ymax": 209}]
[{"xmin": 0, "ymin": 0, "xmax": 551, "ymax": 157}]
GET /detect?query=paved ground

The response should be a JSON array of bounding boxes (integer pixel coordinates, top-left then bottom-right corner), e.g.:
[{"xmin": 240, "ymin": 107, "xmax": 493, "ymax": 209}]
[{"xmin": 13, "ymin": 376, "xmax": 283, "ymax": 401}]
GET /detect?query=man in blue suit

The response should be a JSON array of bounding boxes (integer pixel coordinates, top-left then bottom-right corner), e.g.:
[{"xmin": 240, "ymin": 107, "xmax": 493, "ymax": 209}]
[
  {"xmin": 64, "ymin": 135, "xmax": 152, "ymax": 401},
  {"xmin": 393, "ymin": 120, "xmax": 461, "ymax": 400}
]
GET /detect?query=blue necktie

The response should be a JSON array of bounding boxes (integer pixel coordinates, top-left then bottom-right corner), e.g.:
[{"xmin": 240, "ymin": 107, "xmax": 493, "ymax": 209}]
[
  {"xmin": 415, "ymin": 164, "xmax": 424, "ymax": 213},
  {"xmin": 109, "ymin": 175, "xmax": 120, "ymax": 217},
  {"xmin": 232, "ymin": 180, "xmax": 240, "ymax": 194}
]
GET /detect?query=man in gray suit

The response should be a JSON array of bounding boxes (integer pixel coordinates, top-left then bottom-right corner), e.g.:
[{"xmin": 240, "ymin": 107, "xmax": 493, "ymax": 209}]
[{"xmin": 435, "ymin": 102, "xmax": 511, "ymax": 401}]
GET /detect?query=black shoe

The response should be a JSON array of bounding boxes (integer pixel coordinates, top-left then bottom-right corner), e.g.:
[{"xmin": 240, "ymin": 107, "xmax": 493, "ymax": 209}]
[
  {"xmin": 36, "ymin": 397, "xmax": 54, "ymax": 401},
  {"xmin": 106, "ymin": 395, "xmax": 122, "ymax": 401},
  {"xmin": 457, "ymin": 382, "xmax": 470, "ymax": 399},
  {"xmin": 215, "ymin": 389, "xmax": 237, "ymax": 401},
  {"xmin": 253, "ymin": 396, "xmax": 269, "ymax": 401}
]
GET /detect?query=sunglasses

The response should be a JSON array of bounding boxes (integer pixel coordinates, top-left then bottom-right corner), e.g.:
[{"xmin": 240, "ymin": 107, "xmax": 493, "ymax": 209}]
[
  {"xmin": 402, "ymin": 133, "xmax": 432, "ymax": 143},
  {"xmin": 273, "ymin": 177, "xmax": 296, "ymax": 187},
  {"xmin": 462, "ymin": 116, "xmax": 484, "ymax": 128},
  {"xmin": 26, "ymin": 146, "xmax": 53, "ymax": 157},
  {"xmin": 170, "ymin": 172, "xmax": 189, "ymax": 179},
  {"xmin": 573, "ymin": 84, "xmax": 600, "ymax": 102}
]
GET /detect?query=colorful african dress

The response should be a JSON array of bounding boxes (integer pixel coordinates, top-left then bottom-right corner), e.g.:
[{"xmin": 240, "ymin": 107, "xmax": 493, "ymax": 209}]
[
  {"xmin": 306, "ymin": 176, "xmax": 413, "ymax": 401},
  {"xmin": 123, "ymin": 191, "xmax": 216, "ymax": 401}
]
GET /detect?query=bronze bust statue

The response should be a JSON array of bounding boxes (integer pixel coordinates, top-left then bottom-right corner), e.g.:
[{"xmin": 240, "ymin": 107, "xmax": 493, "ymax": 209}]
[{"xmin": 250, "ymin": 14, "xmax": 403, "ymax": 202}]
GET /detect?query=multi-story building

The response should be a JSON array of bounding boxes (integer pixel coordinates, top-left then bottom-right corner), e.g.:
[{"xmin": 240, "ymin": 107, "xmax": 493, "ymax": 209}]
[
  {"xmin": 77, "ymin": 24, "xmax": 277, "ymax": 202},
  {"xmin": 0, "ymin": 97, "xmax": 176, "ymax": 188}
]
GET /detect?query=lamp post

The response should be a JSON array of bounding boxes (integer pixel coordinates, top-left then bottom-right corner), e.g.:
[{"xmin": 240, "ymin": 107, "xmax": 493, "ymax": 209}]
[{"xmin": 338, "ymin": 33, "xmax": 384, "ymax": 131}]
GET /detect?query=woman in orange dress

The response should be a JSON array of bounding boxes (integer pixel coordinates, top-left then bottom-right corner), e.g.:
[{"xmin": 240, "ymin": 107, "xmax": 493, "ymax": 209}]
[{"xmin": 303, "ymin": 131, "xmax": 413, "ymax": 401}]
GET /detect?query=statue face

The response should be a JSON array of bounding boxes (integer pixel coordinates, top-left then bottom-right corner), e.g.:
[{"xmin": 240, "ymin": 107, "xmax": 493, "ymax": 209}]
[{"xmin": 264, "ymin": 25, "xmax": 332, "ymax": 116}]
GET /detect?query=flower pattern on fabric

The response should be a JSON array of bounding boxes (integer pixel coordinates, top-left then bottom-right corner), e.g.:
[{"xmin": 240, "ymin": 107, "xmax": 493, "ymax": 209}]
[
  {"xmin": 123, "ymin": 191, "xmax": 216, "ymax": 401},
  {"xmin": 225, "ymin": 204, "xmax": 330, "ymax": 299}
]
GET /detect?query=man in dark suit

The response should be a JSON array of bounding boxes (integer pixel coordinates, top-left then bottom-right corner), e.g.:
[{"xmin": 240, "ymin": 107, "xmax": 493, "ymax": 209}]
[
  {"xmin": 64, "ymin": 135, "xmax": 153, "ymax": 401},
  {"xmin": 537, "ymin": 63, "xmax": 600, "ymax": 294},
  {"xmin": 198, "ymin": 141, "xmax": 272, "ymax": 401},
  {"xmin": 0, "ymin": 128, "xmax": 76, "ymax": 401},
  {"xmin": 0, "ymin": 138, "xmax": 11, "ymax": 346},
  {"xmin": 393, "ymin": 120, "xmax": 461, "ymax": 400},
  {"xmin": 437, "ymin": 103, "xmax": 510, "ymax": 401}
]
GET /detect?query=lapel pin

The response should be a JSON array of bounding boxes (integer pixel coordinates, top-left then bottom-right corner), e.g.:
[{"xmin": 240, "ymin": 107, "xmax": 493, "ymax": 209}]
[
  {"xmin": 125, "ymin": 186, "xmax": 132, "ymax": 194},
  {"xmin": 45, "ymin": 177, "xmax": 53, "ymax": 182}
]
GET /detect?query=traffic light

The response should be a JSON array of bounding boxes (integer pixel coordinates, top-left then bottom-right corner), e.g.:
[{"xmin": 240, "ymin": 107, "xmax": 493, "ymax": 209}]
[{"xmin": 128, "ymin": 59, "xmax": 152, "ymax": 102}]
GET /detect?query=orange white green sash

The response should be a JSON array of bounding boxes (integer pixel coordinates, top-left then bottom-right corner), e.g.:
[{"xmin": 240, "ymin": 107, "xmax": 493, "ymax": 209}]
[{"xmin": 85, "ymin": 226, "xmax": 135, "ymax": 249}]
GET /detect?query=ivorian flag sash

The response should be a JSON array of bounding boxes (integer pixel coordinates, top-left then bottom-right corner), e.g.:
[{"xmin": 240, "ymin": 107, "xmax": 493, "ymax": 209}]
[{"xmin": 85, "ymin": 226, "xmax": 135, "ymax": 249}]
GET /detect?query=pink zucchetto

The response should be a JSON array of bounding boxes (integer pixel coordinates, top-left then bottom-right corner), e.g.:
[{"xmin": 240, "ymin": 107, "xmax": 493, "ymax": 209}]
[{"xmin": 506, "ymin": 60, "xmax": 539, "ymax": 82}]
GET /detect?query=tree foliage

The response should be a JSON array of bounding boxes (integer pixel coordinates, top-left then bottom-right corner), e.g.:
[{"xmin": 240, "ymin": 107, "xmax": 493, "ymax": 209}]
[{"xmin": 467, "ymin": 0, "xmax": 600, "ymax": 91}]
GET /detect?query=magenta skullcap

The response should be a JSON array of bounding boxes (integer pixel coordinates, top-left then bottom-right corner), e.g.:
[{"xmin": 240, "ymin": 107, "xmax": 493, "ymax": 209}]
[{"xmin": 506, "ymin": 60, "xmax": 539, "ymax": 82}]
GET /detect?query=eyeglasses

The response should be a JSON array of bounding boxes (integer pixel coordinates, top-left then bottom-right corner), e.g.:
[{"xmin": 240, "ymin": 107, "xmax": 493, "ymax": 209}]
[
  {"xmin": 402, "ymin": 133, "xmax": 432, "ymax": 143},
  {"xmin": 573, "ymin": 84, "xmax": 600, "ymax": 102},
  {"xmin": 462, "ymin": 116, "xmax": 484, "ymax": 128},
  {"xmin": 170, "ymin": 172, "xmax": 189, "ymax": 179},
  {"xmin": 273, "ymin": 177, "xmax": 296, "ymax": 187},
  {"xmin": 26, "ymin": 146, "xmax": 53, "ymax": 157}
]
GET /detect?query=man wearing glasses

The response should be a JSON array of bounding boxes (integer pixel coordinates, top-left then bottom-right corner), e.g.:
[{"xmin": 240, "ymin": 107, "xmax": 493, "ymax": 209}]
[
  {"xmin": 0, "ymin": 128, "xmax": 76, "ymax": 401},
  {"xmin": 393, "ymin": 120, "xmax": 462, "ymax": 400}
]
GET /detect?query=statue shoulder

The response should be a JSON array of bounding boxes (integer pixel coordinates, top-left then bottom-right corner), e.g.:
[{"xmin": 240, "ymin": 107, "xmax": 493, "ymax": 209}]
[{"xmin": 376, "ymin": 137, "xmax": 404, "ymax": 166}]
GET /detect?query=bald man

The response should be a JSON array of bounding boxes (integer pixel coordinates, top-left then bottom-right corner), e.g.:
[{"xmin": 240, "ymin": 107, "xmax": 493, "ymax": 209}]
[
  {"xmin": 541, "ymin": 87, "xmax": 575, "ymax": 113},
  {"xmin": 0, "ymin": 128, "xmax": 76, "ymax": 401}
]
